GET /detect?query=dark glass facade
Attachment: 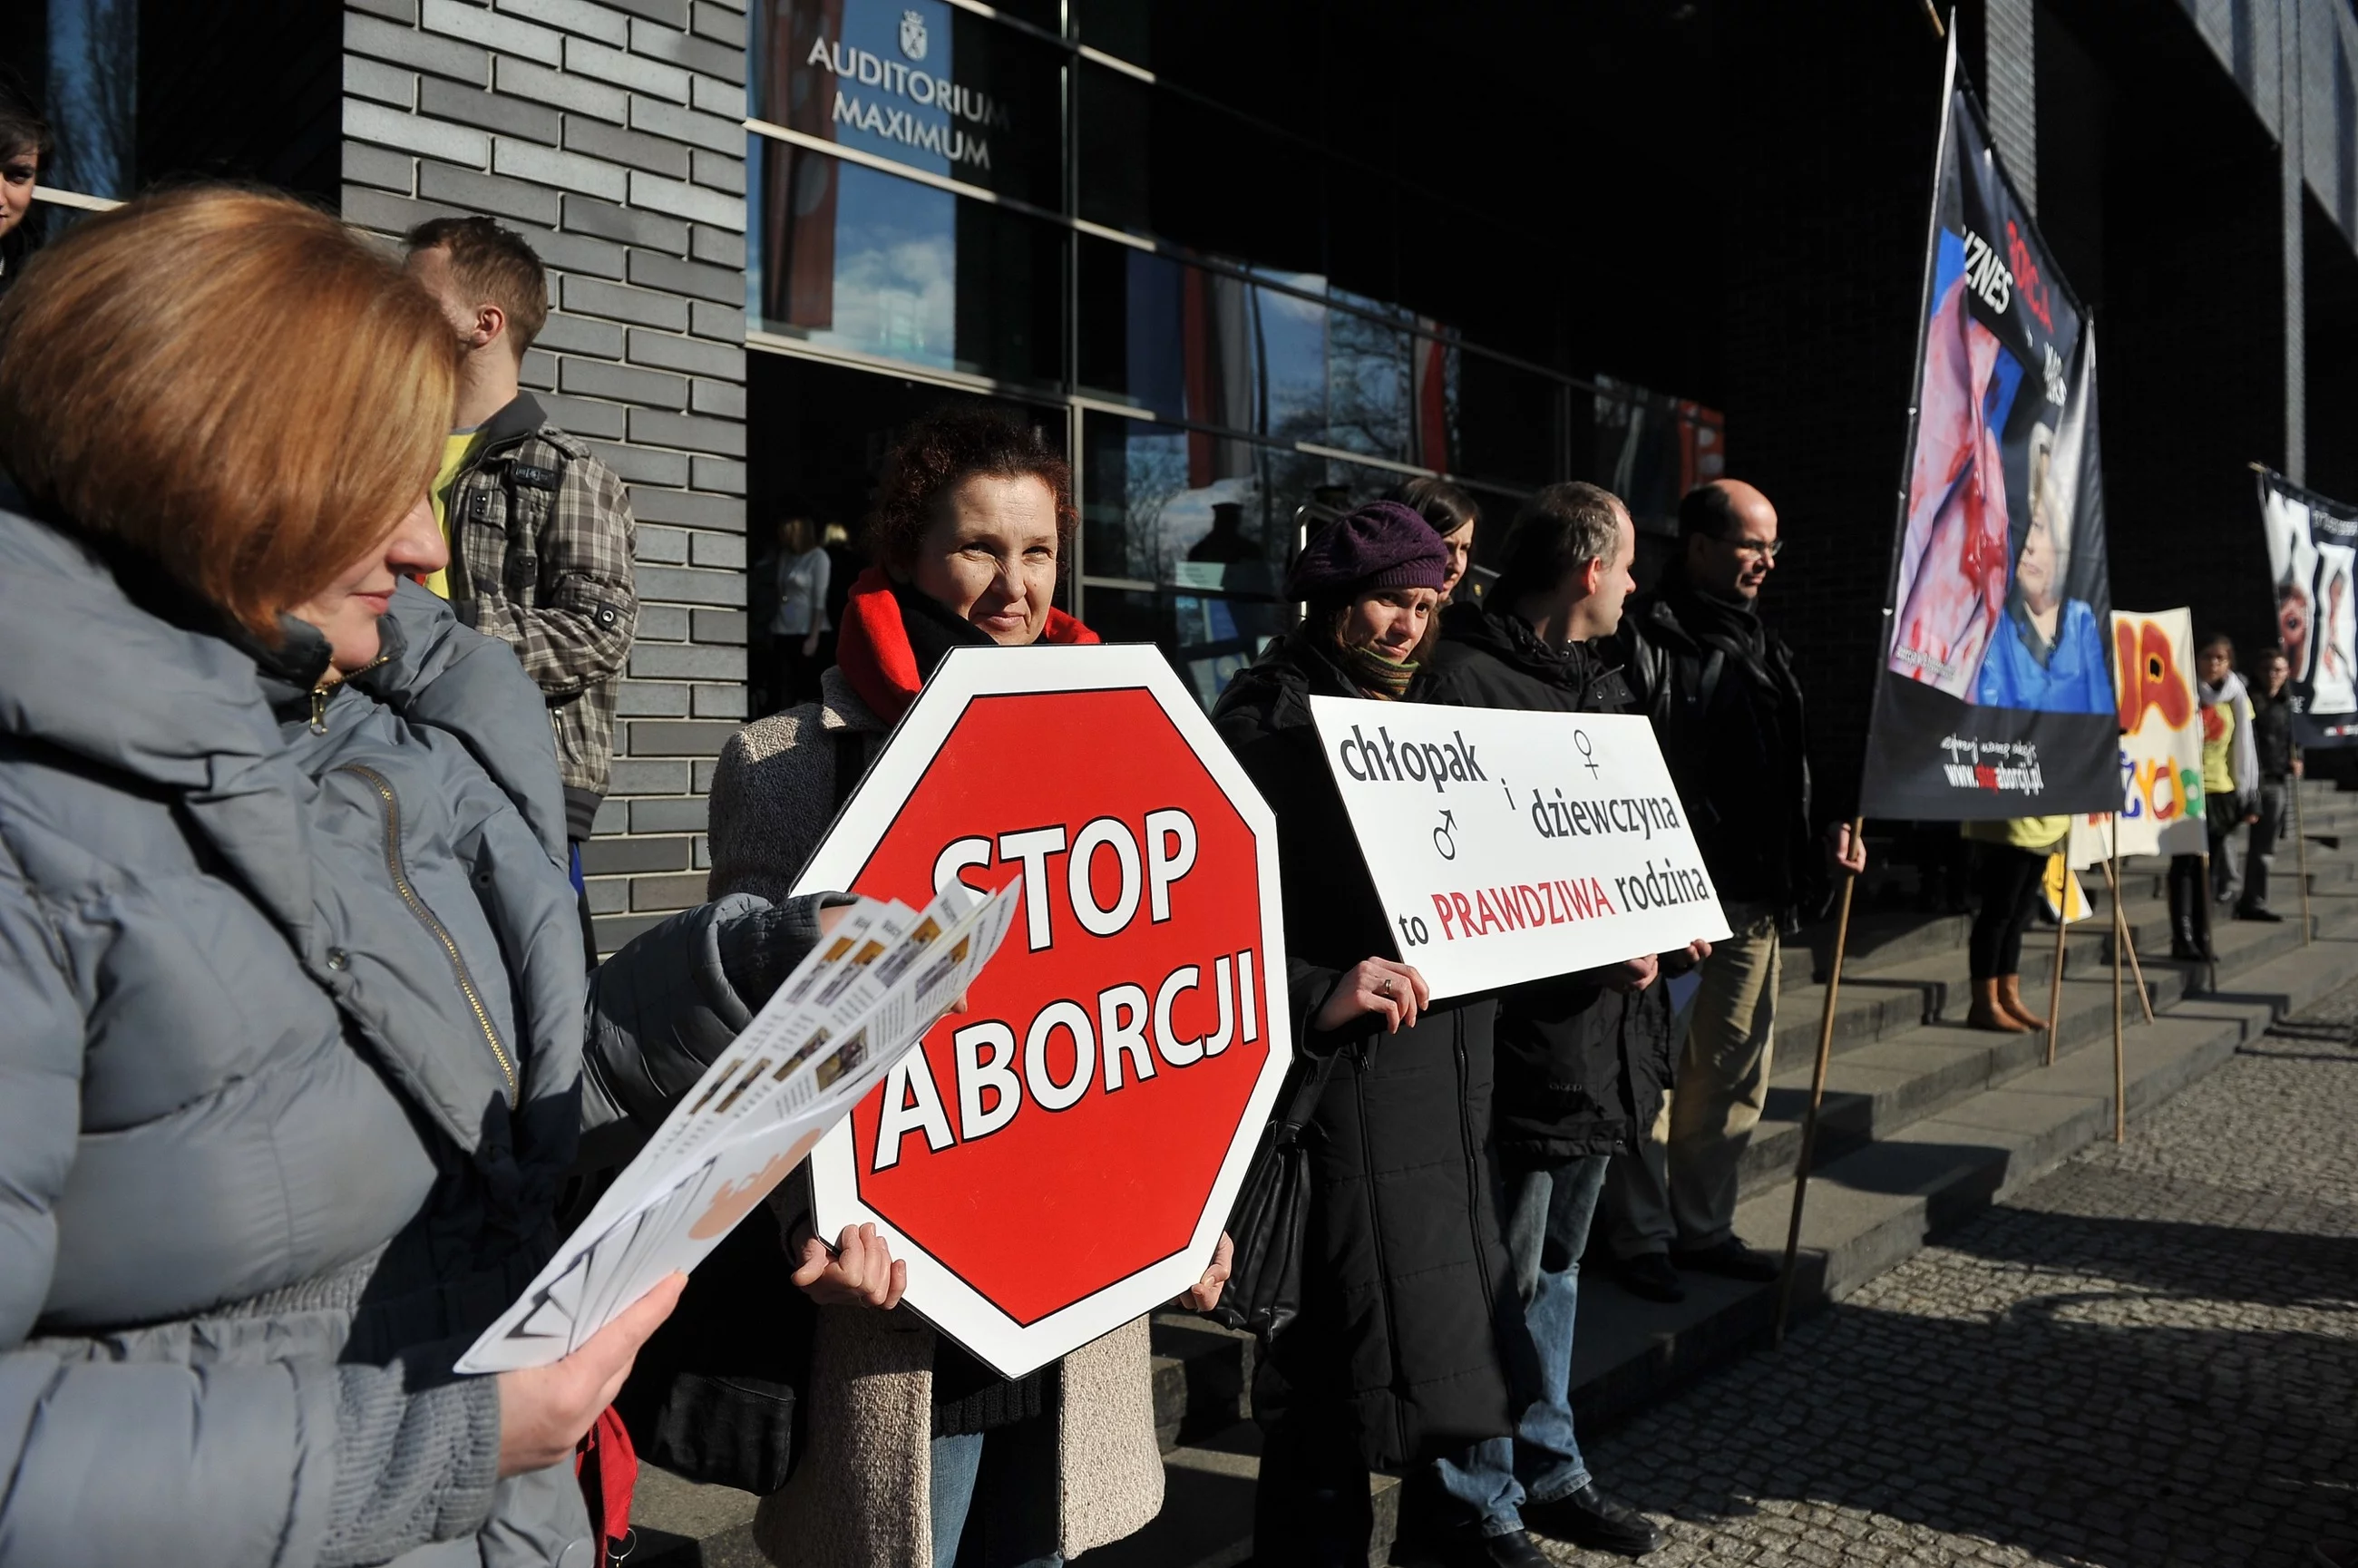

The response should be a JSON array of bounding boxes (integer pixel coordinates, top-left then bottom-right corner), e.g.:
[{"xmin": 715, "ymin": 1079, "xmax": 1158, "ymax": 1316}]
[{"xmin": 742, "ymin": 0, "xmax": 1725, "ymax": 705}]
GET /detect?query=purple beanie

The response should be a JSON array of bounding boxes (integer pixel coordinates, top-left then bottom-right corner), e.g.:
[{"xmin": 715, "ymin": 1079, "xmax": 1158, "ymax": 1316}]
[{"xmin": 1285, "ymin": 500, "xmax": 1450, "ymax": 601}]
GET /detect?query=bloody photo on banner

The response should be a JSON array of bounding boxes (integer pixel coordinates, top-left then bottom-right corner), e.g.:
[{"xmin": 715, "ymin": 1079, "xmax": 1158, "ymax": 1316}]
[
  {"xmin": 1862, "ymin": 35, "xmax": 2120, "ymax": 820},
  {"xmin": 2256, "ymin": 468, "xmax": 2358, "ymax": 747}
]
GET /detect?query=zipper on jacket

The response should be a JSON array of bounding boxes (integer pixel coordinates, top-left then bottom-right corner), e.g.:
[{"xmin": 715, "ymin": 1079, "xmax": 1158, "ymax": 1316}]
[
  {"xmin": 336, "ymin": 762, "xmax": 518, "ymax": 1106},
  {"xmin": 1456, "ymin": 1011, "xmax": 1499, "ymax": 1325},
  {"xmin": 306, "ymin": 653, "xmax": 392, "ymax": 735}
]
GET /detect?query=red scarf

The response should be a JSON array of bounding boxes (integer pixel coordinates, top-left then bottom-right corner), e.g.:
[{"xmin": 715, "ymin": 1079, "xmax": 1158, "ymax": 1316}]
[{"xmin": 834, "ymin": 566, "xmax": 1100, "ymax": 724}]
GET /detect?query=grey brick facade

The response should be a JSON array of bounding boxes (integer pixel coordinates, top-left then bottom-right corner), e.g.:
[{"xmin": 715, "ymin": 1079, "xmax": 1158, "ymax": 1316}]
[{"xmin": 339, "ymin": 0, "xmax": 749, "ymax": 954}]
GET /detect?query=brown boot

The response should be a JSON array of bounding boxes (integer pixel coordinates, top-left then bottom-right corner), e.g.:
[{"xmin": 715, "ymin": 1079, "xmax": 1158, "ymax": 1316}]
[
  {"xmin": 1967, "ymin": 976, "xmax": 2031, "ymax": 1032},
  {"xmin": 1998, "ymin": 974, "xmax": 2049, "ymax": 1030}
]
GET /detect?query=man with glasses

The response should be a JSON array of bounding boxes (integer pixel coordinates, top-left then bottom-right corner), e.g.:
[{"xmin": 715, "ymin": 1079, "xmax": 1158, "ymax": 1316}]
[{"xmin": 1603, "ymin": 479, "xmax": 1866, "ymax": 1301}]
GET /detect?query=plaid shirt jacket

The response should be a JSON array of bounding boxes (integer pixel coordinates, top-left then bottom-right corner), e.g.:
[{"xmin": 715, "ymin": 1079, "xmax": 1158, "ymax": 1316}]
[{"xmin": 444, "ymin": 393, "xmax": 636, "ymax": 839}]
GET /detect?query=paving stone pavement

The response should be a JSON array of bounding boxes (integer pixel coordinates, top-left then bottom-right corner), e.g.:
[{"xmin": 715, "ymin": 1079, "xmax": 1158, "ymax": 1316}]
[{"xmin": 1546, "ymin": 979, "xmax": 2358, "ymax": 1568}]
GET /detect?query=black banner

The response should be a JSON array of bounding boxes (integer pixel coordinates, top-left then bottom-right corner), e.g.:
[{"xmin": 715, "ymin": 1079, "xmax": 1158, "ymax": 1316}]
[
  {"xmin": 1861, "ymin": 39, "xmax": 2119, "ymax": 820},
  {"xmin": 2256, "ymin": 467, "xmax": 2358, "ymax": 747}
]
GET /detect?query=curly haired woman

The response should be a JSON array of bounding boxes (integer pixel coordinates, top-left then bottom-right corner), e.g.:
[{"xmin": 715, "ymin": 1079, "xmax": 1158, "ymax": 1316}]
[{"xmin": 697, "ymin": 405, "xmax": 1229, "ymax": 1568}]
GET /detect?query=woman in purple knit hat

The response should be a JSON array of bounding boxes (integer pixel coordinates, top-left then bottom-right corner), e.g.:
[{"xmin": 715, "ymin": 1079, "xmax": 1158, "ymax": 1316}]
[{"xmin": 1212, "ymin": 502, "xmax": 1529, "ymax": 1567}]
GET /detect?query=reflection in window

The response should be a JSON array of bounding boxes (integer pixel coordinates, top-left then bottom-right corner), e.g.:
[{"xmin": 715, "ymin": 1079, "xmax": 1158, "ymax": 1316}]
[
  {"xmin": 1077, "ymin": 238, "xmax": 1459, "ymax": 472},
  {"xmin": 1083, "ymin": 412, "xmax": 1442, "ymax": 708},
  {"xmin": 748, "ymin": 138, "xmax": 1064, "ymax": 385},
  {"xmin": 1595, "ymin": 374, "xmax": 1727, "ymax": 532},
  {"xmin": 44, "ymin": 0, "xmax": 137, "ymax": 200}
]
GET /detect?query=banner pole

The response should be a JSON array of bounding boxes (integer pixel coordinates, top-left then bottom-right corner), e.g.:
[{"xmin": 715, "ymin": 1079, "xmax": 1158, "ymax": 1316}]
[
  {"xmin": 2111, "ymin": 813, "xmax": 2127, "ymax": 1142},
  {"xmin": 2098, "ymin": 857, "xmax": 2156, "ymax": 1024},
  {"xmin": 2043, "ymin": 856, "xmax": 2069, "ymax": 1067},
  {"xmin": 1775, "ymin": 814, "xmax": 1866, "ymax": 1349},
  {"xmin": 2295, "ymin": 749, "xmax": 2314, "ymax": 945}
]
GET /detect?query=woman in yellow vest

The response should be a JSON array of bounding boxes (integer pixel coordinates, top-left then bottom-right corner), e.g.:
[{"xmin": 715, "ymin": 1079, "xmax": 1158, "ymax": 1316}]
[
  {"xmin": 1960, "ymin": 816, "xmax": 2071, "ymax": 1031},
  {"xmin": 2169, "ymin": 634, "xmax": 2258, "ymax": 959}
]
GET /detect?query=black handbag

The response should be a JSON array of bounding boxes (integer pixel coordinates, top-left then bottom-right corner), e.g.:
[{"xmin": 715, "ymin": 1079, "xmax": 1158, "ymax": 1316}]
[{"xmin": 1203, "ymin": 1050, "xmax": 1341, "ymax": 1341}]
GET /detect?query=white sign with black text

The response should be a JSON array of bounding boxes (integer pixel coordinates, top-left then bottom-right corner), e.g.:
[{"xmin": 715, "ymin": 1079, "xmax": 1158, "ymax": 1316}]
[{"xmin": 1309, "ymin": 696, "xmax": 1730, "ymax": 999}]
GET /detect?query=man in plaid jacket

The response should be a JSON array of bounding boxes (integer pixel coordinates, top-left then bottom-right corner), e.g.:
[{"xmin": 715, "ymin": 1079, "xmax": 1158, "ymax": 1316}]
[{"xmin": 405, "ymin": 218, "xmax": 636, "ymax": 942}]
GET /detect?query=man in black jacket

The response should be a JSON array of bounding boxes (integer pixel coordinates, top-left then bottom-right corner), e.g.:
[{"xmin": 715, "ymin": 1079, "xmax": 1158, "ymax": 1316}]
[
  {"xmin": 1603, "ymin": 480, "xmax": 1865, "ymax": 1302},
  {"xmin": 1419, "ymin": 482, "xmax": 1691, "ymax": 1561}
]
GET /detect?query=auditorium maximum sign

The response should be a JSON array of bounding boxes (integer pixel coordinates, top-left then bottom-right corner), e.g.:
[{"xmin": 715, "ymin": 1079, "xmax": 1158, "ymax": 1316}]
[{"xmin": 793, "ymin": 644, "xmax": 1291, "ymax": 1378}]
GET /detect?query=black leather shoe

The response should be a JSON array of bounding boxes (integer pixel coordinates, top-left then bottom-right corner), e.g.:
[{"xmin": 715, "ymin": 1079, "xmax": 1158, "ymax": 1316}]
[
  {"xmin": 1525, "ymin": 1485, "xmax": 1665, "ymax": 1557},
  {"xmin": 1672, "ymin": 1237, "xmax": 1784, "ymax": 1282},
  {"xmin": 1443, "ymin": 1527, "xmax": 1552, "ymax": 1567},
  {"xmin": 2236, "ymin": 904, "xmax": 2285, "ymax": 922},
  {"xmin": 1615, "ymin": 1251, "xmax": 1686, "ymax": 1301}
]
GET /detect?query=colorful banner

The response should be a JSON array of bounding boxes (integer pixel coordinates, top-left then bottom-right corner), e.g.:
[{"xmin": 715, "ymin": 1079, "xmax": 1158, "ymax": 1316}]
[
  {"xmin": 1862, "ymin": 36, "xmax": 2120, "ymax": 820},
  {"xmin": 2256, "ymin": 468, "xmax": 2358, "ymax": 747},
  {"xmin": 2068, "ymin": 608, "xmax": 2207, "ymax": 863}
]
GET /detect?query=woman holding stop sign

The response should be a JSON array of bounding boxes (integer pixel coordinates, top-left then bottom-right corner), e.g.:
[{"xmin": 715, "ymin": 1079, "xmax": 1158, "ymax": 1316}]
[
  {"xmin": 697, "ymin": 406, "xmax": 1230, "ymax": 1568},
  {"xmin": 1212, "ymin": 502, "xmax": 1524, "ymax": 1566}
]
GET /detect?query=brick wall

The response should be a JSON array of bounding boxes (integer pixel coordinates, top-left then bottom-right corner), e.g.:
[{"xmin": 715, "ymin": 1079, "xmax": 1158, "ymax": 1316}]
[{"xmin": 338, "ymin": 0, "xmax": 750, "ymax": 953}]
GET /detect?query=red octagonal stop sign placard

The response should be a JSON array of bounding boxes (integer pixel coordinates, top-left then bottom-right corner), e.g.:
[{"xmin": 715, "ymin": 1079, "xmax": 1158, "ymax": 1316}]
[{"xmin": 792, "ymin": 644, "xmax": 1291, "ymax": 1378}]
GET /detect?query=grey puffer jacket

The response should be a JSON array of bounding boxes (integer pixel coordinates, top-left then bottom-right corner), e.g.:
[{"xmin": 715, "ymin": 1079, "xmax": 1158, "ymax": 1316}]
[{"xmin": 0, "ymin": 503, "xmax": 800, "ymax": 1568}]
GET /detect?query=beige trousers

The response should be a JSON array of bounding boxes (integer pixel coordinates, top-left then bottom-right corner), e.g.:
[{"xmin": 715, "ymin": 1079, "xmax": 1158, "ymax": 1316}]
[{"xmin": 1608, "ymin": 907, "xmax": 1782, "ymax": 1256}]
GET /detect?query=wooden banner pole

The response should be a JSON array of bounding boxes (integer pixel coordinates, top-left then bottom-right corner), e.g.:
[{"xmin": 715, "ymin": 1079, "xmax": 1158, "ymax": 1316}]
[
  {"xmin": 2295, "ymin": 752, "xmax": 2314, "ymax": 945},
  {"xmin": 2043, "ymin": 860, "xmax": 2069, "ymax": 1067},
  {"xmin": 2111, "ymin": 813, "xmax": 2128, "ymax": 1142},
  {"xmin": 1775, "ymin": 814, "xmax": 1866, "ymax": 1349},
  {"xmin": 2097, "ymin": 852, "xmax": 2156, "ymax": 1025}
]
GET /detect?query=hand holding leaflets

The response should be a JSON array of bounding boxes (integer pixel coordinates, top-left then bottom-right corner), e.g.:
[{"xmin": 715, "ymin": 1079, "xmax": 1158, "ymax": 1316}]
[{"xmin": 457, "ymin": 878, "xmax": 1022, "ymax": 1374}]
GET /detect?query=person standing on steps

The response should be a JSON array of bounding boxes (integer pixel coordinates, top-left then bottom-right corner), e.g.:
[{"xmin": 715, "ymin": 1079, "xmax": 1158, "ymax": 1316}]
[
  {"xmin": 1603, "ymin": 479, "xmax": 1866, "ymax": 1306},
  {"xmin": 1213, "ymin": 502, "xmax": 1524, "ymax": 1568},
  {"xmin": 2171, "ymin": 634, "xmax": 2256, "ymax": 959},
  {"xmin": 403, "ymin": 217, "xmax": 638, "ymax": 963},
  {"xmin": 2236, "ymin": 647, "xmax": 2297, "ymax": 923},
  {"xmin": 1420, "ymin": 482, "xmax": 1706, "ymax": 1562},
  {"xmin": 1957, "ymin": 817, "xmax": 2070, "ymax": 1032}
]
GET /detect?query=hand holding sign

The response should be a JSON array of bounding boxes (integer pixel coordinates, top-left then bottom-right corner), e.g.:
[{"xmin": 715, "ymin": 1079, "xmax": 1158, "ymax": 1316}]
[
  {"xmin": 1313, "ymin": 958, "xmax": 1430, "ymax": 1034},
  {"xmin": 456, "ymin": 880, "xmax": 1020, "ymax": 1374},
  {"xmin": 791, "ymin": 645, "xmax": 1294, "ymax": 1379}
]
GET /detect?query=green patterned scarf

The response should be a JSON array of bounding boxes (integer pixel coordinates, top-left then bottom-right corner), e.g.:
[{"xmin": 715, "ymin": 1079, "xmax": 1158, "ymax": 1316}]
[{"xmin": 1338, "ymin": 638, "xmax": 1418, "ymax": 700}]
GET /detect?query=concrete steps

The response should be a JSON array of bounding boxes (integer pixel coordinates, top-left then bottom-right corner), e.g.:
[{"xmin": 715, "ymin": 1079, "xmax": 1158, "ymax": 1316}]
[{"xmin": 628, "ymin": 783, "xmax": 2358, "ymax": 1567}]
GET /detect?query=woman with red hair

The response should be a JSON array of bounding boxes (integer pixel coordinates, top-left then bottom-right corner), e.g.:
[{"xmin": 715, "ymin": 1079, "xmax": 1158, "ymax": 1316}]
[{"xmin": 706, "ymin": 404, "xmax": 1225, "ymax": 1568}]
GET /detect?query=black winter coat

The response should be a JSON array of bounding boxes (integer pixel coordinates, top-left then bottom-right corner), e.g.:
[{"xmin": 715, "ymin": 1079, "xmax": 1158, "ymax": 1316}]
[
  {"xmin": 1212, "ymin": 631, "xmax": 1515, "ymax": 1470},
  {"xmin": 2251, "ymin": 687, "xmax": 2295, "ymax": 780},
  {"xmin": 1419, "ymin": 603, "xmax": 1677, "ymax": 1165},
  {"xmin": 1615, "ymin": 581, "xmax": 1825, "ymax": 924}
]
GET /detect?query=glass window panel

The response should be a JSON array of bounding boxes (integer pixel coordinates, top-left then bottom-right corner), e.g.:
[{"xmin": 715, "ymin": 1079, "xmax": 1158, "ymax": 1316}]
[
  {"xmin": 1076, "ymin": 62, "xmax": 1319, "ymax": 273},
  {"xmin": 751, "ymin": 0, "xmax": 1064, "ymax": 208},
  {"xmin": 1321, "ymin": 292, "xmax": 1411, "ymax": 465},
  {"xmin": 1082, "ymin": 410, "xmax": 1314, "ymax": 588},
  {"xmin": 1086, "ymin": 585, "xmax": 1282, "ymax": 713},
  {"xmin": 747, "ymin": 138, "xmax": 1066, "ymax": 386},
  {"xmin": 1079, "ymin": 239, "xmax": 1456, "ymax": 471},
  {"xmin": 1454, "ymin": 348, "xmax": 1565, "ymax": 489},
  {"xmin": 1072, "ymin": 0, "xmax": 1150, "ymax": 68},
  {"xmin": 1594, "ymin": 375, "xmax": 1728, "ymax": 533}
]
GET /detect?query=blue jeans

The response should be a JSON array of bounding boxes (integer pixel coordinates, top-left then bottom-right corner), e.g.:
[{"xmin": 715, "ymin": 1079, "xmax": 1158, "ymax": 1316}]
[
  {"xmin": 930, "ymin": 1428, "xmax": 1063, "ymax": 1568},
  {"xmin": 1431, "ymin": 1155, "xmax": 1609, "ymax": 1536}
]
